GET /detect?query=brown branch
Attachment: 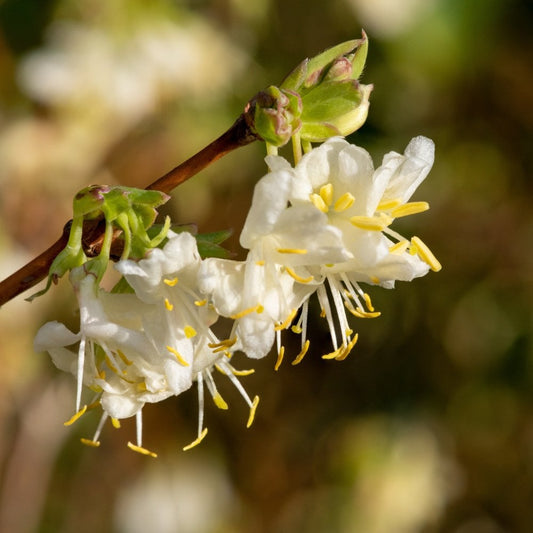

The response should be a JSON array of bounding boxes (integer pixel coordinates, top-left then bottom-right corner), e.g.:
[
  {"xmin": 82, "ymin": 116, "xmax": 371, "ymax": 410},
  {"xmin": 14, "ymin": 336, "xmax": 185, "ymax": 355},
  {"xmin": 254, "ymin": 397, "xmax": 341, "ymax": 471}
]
[{"xmin": 0, "ymin": 113, "xmax": 259, "ymax": 307}]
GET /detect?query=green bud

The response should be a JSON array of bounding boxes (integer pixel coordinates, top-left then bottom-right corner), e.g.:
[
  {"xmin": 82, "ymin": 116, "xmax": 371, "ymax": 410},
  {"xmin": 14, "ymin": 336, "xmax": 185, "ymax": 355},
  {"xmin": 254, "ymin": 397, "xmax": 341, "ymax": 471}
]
[{"xmin": 245, "ymin": 85, "xmax": 302, "ymax": 147}]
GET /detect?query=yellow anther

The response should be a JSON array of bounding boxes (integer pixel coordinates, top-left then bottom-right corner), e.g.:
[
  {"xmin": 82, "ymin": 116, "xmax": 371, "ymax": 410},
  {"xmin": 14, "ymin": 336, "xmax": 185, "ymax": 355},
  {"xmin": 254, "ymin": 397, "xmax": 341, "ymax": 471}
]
[
  {"xmin": 137, "ymin": 381, "xmax": 147, "ymax": 392},
  {"xmin": 377, "ymin": 197, "xmax": 402, "ymax": 211},
  {"xmin": 349, "ymin": 214, "xmax": 393, "ymax": 231},
  {"xmin": 363, "ymin": 292, "xmax": 375, "ymax": 312},
  {"xmin": 346, "ymin": 304, "xmax": 381, "ymax": 319},
  {"xmin": 255, "ymin": 260, "xmax": 265, "ymax": 266},
  {"xmin": 209, "ymin": 337, "xmax": 238, "ymax": 353},
  {"xmin": 390, "ymin": 201, "xmax": 430, "ymax": 218},
  {"xmin": 275, "ymin": 308, "xmax": 298, "ymax": 331},
  {"xmin": 104, "ymin": 355, "xmax": 119, "ymax": 374},
  {"xmin": 370, "ymin": 276, "xmax": 380, "ymax": 284},
  {"xmin": 320, "ymin": 308, "xmax": 326, "ymax": 318},
  {"xmin": 292, "ymin": 339, "xmax": 310, "ymax": 365},
  {"xmin": 111, "ymin": 418, "xmax": 121, "ymax": 429},
  {"xmin": 164, "ymin": 277, "xmax": 178, "ymax": 286},
  {"xmin": 80, "ymin": 438, "xmax": 100, "ymax": 448},
  {"xmin": 127, "ymin": 442, "xmax": 158, "ymax": 458},
  {"xmin": 291, "ymin": 324, "xmax": 303, "ymax": 334},
  {"xmin": 277, "ymin": 248, "xmax": 308, "ymax": 255},
  {"xmin": 322, "ymin": 346, "xmax": 345, "ymax": 360},
  {"xmin": 411, "ymin": 236, "xmax": 442, "ymax": 272},
  {"xmin": 389, "ymin": 240, "xmax": 410, "ymax": 254},
  {"xmin": 230, "ymin": 304, "xmax": 263, "ymax": 319},
  {"xmin": 336, "ymin": 334, "xmax": 359, "ymax": 361},
  {"xmin": 194, "ymin": 299, "xmax": 207, "ymax": 307},
  {"xmin": 325, "ymin": 263, "xmax": 335, "ymax": 267},
  {"xmin": 164, "ymin": 298, "xmax": 174, "ymax": 311},
  {"xmin": 64, "ymin": 405, "xmax": 87, "ymax": 426},
  {"xmin": 310, "ymin": 193, "xmax": 328, "ymax": 213},
  {"xmin": 345, "ymin": 328, "xmax": 353, "ymax": 336},
  {"xmin": 231, "ymin": 368, "xmax": 255, "ymax": 377},
  {"xmin": 117, "ymin": 350, "xmax": 133, "ymax": 366},
  {"xmin": 334, "ymin": 192, "xmax": 355, "ymax": 212},
  {"xmin": 183, "ymin": 428, "xmax": 208, "ymax": 451},
  {"xmin": 246, "ymin": 396, "xmax": 260, "ymax": 428},
  {"xmin": 319, "ymin": 183, "xmax": 334, "ymax": 206},
  {"xmin": 166, "ymin": 346, "xmax": 189, "ymax": 367},
  {"xmin": 184, "ymin": 325, "xmax": 197, "ymax": 338},
  {"xmin": 274, "ymin": 346, "xmax": 285, "ymax": 371},
  {"xmin": 98, "ymin": 370, "xmax": 106, "ymax": 380},
  {"xmin": 212, "ymin": 392, "xmax": 229, "ymax": 410},
  {"xmin": 285, "ymin": 266, "xmax": 314, "ymax": 283}
]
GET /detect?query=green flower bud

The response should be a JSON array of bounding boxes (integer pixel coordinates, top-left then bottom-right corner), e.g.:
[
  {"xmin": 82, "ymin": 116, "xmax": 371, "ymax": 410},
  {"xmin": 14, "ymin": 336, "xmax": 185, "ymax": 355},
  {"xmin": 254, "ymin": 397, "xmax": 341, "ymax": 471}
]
[{"xmin": 245, "ymin": 85, "xmax": 302, "ymax": 147}]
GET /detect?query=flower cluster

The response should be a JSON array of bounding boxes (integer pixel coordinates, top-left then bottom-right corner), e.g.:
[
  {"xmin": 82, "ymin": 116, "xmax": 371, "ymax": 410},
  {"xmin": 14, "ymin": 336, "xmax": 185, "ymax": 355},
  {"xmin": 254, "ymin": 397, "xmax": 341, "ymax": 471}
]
[{"xmin": 35, "ymin": 135, "xmax": 440, "ymax": 456}]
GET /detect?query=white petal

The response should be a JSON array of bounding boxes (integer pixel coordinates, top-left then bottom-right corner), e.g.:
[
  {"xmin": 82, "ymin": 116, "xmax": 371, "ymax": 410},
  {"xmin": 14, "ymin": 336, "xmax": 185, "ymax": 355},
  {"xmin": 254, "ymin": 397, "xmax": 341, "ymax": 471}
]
[
  {"xmin": 34, "ymin": 321, "xmax": 80, "ymax": 351},
  {"xmin": 101, "ymin": 391, "xmax": 144, "ymax": 419}
]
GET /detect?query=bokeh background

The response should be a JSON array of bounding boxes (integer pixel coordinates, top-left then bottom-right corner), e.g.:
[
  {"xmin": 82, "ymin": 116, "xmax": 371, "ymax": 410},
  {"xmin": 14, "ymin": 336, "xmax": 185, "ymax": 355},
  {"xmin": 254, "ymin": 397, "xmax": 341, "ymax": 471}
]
[{"xmin": 0, "ymin": 0, "xmax": 531, "ymax": 532}]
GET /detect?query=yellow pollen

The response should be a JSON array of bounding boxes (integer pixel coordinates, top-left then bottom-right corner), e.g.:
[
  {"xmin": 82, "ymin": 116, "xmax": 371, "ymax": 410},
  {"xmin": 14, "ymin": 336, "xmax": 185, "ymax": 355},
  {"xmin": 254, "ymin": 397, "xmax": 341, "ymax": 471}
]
[
  {"xmin": 370, "ymin": 276, "xmax": 380, "ymax": 284},
  {"xmin": 137, "ymin": 381, "xmax": 147, "ymax": 392},
  {"xmin": 277, "ymin": 248, "xmax": 308, "ymax": 254},
  {"xmin": 411, "ymin": 236, "xmax": 442, "ymax": 272},
  {"xmin": 164, "ymin": 277, "xmax": 178, "ymax": 286},
  {"xmin": 275, "ymin": 308, "xmax": 298, "ymax": 331},
  {"xmin": 285, "ymin": 266, "xmax": 314, "ymax": 283},
  {"xmin": 247, "ymin": 396, "xmax": 260, "ymax": 428},
  {"xmin": 117, "ymin": 350, "xmax": 133, "ymax": 366},
  {"xmin": 390, "ymin": 201, "xmax": 430, "ymax": 218},
  {"xmin": 322, "ymin": 346, "xmax": 345, "ymax": 360},
  {"xmin": 213, "ymin": 392, "xmax": 229, "ymax": 410},
  {"xmin": 127, "ymin": 442, "xmax": 158, "ymax": 458},
  {"xmin": 345, "ymin": 328, "xmax": 353, "ymax": 336},
  {"xmin": 320, "ymin": 308, "xmax": 326, "ymax": 318},
  {"xmin": 183, "ymin": 428, "xmax": 208, "ymax": 451},
  {"xmin": 64, "ymin": 405, "xmax": 87, "ymax": 426},
  {"xmin": 80, "ymin": 438, "xmax": 100, "ymax": 448},
  {"xmin": 319, "ymin": 183, "xmax": 334, "ymax": 206},
  {"xmin": 230, "ymin": 304, "xmax": 263, "ymax": 319},
  {"xmin": 350, "ymin": 214, "xmax": 393, "ymax": 231},
  {"xmin": 377, "ymin": 197, "xmax": 402, "ymax": 211},
  {"xmin": 336, "ymin": 334, "xmax": 359, "ymax": 361},
  {"xmin": 363, "ymin": 293, "xmax": 375, "ymax": 312},
  {"xmin": 194, "ymin": 299, "xmax": 207, "ymax": 307},
  {"xmin": 291, "ymin": 324, "xmax": 303, "ymax": 334},
  {"xmin": 255, "ymin": 260, "xmax": 265, "ymax": 266},
  {"xmin": 184, "ymin": 325, "xmax": 197, "ymax": 338},
  {"xmin": 274, "ymin": 346, "xmax": 285, "ymax": 371},
  {"xmin": 104, "ymin": 355, "xmax": 119, "ymax": 374},
  {"xmin": 334, "ymin": 192, "xmax": 355, "ymax": 212},
  {"xmin": 325, "ymin": 263, "xmax": 335, "ymax": 268},
  {"xmin": 389, "ymin": 240, "xmax": 410, "ymax": 254},
  {"xmin": 310, "ymin": 193, "xmax": 328, "ymax": 213},
  {"xmin": 111, "ymin": 418, "xmax": 121, "ymax": 429},
  {"xmin": 166, "ymin": 346, "xmax": 189, "ymax": 366},
  {"xmin": 292, "ymin": 339, "xmax": 310, "ymax": 365},
  {"xmin": 164, "ymin": 298, "xmax": 174, "ymax": 311},
  {"xmin": 209, "ymin": 337, "xmax": 237, "ymax": 353}
]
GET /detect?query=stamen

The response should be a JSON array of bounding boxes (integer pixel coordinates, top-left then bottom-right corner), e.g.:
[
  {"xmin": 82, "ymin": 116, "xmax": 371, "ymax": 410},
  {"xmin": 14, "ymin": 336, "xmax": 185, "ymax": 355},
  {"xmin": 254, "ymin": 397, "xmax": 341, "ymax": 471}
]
[
  {"xmin": 335, "ymin": 334, "xmax": 359, "ymax": 361},
  {"xmin": 164, "ymin": 277, "xmax": 178, "ymax": 286},
  {"xmin": 277, "ymin": 248, "xmax": 308, "ymax": 254},
  {"xmin": 377, "ymin": 197, "xmax": 402, "ymax": 210},
  {"xmin": 76, "ymin": 337, "xmax": 86, "ymax": 413},
  {"xmin": 346, "ymin": 305, "xmax": 381, "ymax": 319},
  {"xmin": 231, "ymin": 368, "xmax": 255, "ymax": 377},
  {"xmin": 212, "ymin": 392, "xmax": 229, "ymax": 410},
  {"xmin": 111, "ymin": 418, "xmax": 121, "ymax": 429},
  {"xmin": 274, "ymin": 346, "xmax": 285, "ymax": 371},
  {"xmin": 127, "ymin": 442, "xmax": 157, "ymax": 458},
  {"xmin": 209, "ymin": 337, "xmax": 238, "ymax": 353},
  {"xmin": 275, "ymin": 308, "xmax": 298, "ymax": 331},
  {"xmin": 246, "ymin": 396, "xmax": 260, "ymax": 428},
  {"xmin": 255, "ymin": 260, "xmax": 265, "ymax": 266},
  {"xmin": 292, "ymin": 339, "xmax": 310, "ymax": 365},
  {"xmin": 370, "ymin": 276, "xmax": 380, "ymax": 284},
  {"xmin": 104, "ymin": 354, "xmax": 120, "ymax": 374},
  {"xmin": 285, "ymin": 266, "xmax": 314, "ymax": 283},
  {"xmin": 388, "ymin": 240, "xmax": 409, "ymax": 254},
  {"xmin": 411, "ymin": 236, "xmax": 442, "ymax": 272},
  {"xmin": 310, "ymin": 193, "xmax": 328, "ymax": 213},
  {"xmin": 350, "ymin": 214, "xmax": 393, "ymax": 231},
  {"xmin": 184, "ymin": 325, "xmax": 197, "ymax": 338},
  {"xmin": 319, "ymin": 183, "xmax": 334, "ymax": 206},
  {"xmin": 333, "ymin": 192, "xmax": 355, "ymax": 212},
  {"xmin": 322, "ymin": 345, "xmax": 345, "ymax": 360},
  {"xmin": 194, "ymin": 299, "xmax": 207, "ymax": 306},
  {"xmin": 164, "ymin": 298, "xmax": 174, "ymax": 311},
  {"xmin": 117, "ymin": 349, "xmax": 133, "ymax": 366},
  {"xmin": 230, "ymin": 304, "xmax": 264, "ymax": 319},
  {"xmin": 80, "ymin": 438, "xmax": 100, "ymax": 448},
  {"xmin": 166, "ymin": 346, "xmax": 189, "ymax": 366},
  {"xmin": 64, "ymin": 405, "xmax": 87, "ymax": 426},
  {"xmin": 204, "ymin": 370, "xmax": 229, "ymax": 410},
  {"xmin": 390, "ymin": 201, "xmax": 429, "ymax": 218},
  {"xmin": 183, "ymin": 428, "xmax": 208, "ymax": 451},
  {"xmin": 291, "ymin": 325, "xmax": 302, "ymax": 334},
  {"xmin": 363, "ymin": 293, "xmax": 375, "ymax": 312}
]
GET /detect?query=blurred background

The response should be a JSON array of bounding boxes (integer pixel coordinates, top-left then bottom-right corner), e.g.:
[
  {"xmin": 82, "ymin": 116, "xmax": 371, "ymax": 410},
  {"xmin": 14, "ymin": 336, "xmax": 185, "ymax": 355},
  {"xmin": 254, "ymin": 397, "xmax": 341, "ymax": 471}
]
[{"xmin": 0, "ymin": 0, "xmax": 531, "ymax": 531}]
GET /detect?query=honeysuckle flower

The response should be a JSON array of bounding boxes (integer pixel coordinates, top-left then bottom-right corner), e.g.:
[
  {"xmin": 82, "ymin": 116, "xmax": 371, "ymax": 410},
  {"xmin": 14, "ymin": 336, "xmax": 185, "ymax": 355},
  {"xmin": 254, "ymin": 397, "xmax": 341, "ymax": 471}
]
[{"xmin": 35, "ymin": 231, "xmax": 259, "ymax": 456}]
